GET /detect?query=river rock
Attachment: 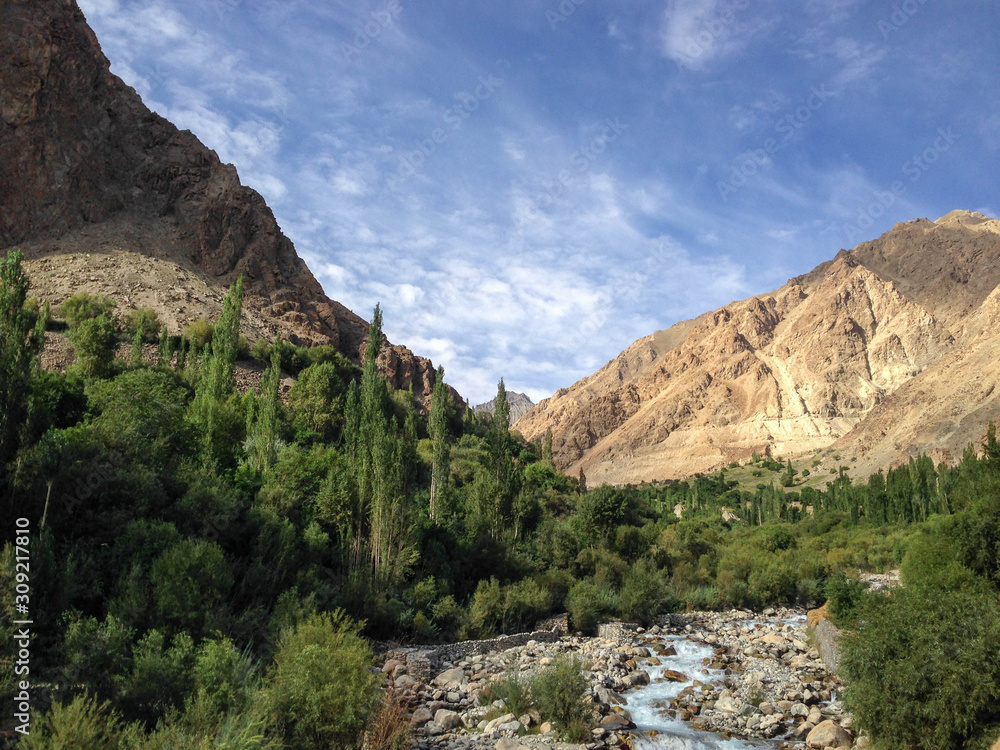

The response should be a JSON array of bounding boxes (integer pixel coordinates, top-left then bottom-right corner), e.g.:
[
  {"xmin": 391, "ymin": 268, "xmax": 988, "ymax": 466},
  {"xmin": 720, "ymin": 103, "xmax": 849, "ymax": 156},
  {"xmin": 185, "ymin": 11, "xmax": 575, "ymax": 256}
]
[
  {"xmin": 410, "ymin": 706, "xmax": 433, "ymax": 726},
  {"xmin": 433, "ymin": 667, "xmax": 467, "ymax": 689},
  {"xmin": 434, "ymin": 709, "xmax": 462, "ymax": 730},
  {"xmin": 806, "ymin": 719, "xmax": 853, "ymax": 748}
]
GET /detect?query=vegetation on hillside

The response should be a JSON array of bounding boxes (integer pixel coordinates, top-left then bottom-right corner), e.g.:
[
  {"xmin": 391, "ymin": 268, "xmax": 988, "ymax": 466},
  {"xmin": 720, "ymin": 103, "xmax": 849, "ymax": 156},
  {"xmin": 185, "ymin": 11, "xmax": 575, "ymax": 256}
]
[{"xmin": 2, "ymin": 248, "xmax": 1000, "ymax": 748}]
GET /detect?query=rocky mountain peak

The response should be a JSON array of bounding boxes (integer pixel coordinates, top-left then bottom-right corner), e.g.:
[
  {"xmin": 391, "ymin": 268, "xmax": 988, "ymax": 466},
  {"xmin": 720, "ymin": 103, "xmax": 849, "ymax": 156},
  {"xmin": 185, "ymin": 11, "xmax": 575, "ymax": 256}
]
[{"xmin": 517, "ymin": 213, "xmax": 1000, "ymax": 485}]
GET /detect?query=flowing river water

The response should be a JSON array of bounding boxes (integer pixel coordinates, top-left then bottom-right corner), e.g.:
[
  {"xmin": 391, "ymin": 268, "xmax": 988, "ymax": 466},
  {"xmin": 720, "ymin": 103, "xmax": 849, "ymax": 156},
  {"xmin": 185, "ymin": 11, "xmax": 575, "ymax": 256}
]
[{"xmin": 623, "ymin": 618, "xmax": 811, "ymax": 749}]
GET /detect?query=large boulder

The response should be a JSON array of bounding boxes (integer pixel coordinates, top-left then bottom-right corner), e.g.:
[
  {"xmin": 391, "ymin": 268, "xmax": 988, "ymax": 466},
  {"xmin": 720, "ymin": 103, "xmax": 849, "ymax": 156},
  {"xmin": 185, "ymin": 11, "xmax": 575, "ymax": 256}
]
[
  {"xmin": 806, "ymin": 719, "xmax": 853, "ymax": 748},
  {"xmin": 433, "ymin": 667, "xmax": 467, "ymax": 689}
]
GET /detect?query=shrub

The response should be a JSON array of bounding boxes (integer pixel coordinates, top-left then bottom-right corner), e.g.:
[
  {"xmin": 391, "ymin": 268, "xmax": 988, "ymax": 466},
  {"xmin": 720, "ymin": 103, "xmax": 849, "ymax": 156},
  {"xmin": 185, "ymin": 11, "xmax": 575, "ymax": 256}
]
[
  {"xmin": 481, "ymin": 672, "xmax": 532, "ymax": 717},
  {"xmin": 529, "ymin": 656, "xmax": 592, "ymax": 741},
  {"xmin": 823, "ymin": 571, "xmax": 867, "ymax": 628},
  {"xmin": 21, "ymin": 692, "xmax": 124, "ymax": 750},
  {"xmin": 617, "ymin": 560, "xmax": 667, "ymax": 625},
  {"xmin": 565, "ymin": 579, "xmax": 616, "ymax": 634},
  {"xmin": 184, "ymin": 318, "xmax": 214, "ymax": 349},
  {"xmin": 842, "ymin": 582, "xmax": 1000, "ymax": 750},
  {"xmin": 265, "ymin": 610, "xmax": 383, "ymax": 750},
  {"xmin": 61, "ymin": 292, "xmax": 115, "ymax": 328},
  {"xmin": 150, "ymin": 539, "xmax": 233, "ymax": 634},
  {"xmin": 126, "ymin": 308, "xmax": 161, "ymax": 340},
  {"xmin": 69, "ymin": 312, "xmax": 117, "ymax": 378},
  {"xmin": 363, "ymin": 689, "xmax": 411, "ymax": 750}
]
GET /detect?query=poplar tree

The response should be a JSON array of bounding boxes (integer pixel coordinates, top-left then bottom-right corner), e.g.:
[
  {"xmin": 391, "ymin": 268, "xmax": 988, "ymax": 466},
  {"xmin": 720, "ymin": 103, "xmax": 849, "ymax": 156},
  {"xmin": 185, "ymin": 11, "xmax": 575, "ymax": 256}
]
[
  {"xmin": 0, "ymin": 250, "xmax": 44, "ymax": 472},
  {"xmin": 484, "ymin": 378, "xmax": 520, "ymax": 539},
  {"xmin": 156, "ymin": 326, "xmax": 172, "ymax": 367},
  {"xmin": 130, "ymin": 310, "xmax": 147, "ymax": 365},
  {"xmin": 428, "ymin": 366, "xmax": 452, "ymax": 522},
  {"xmin": 245, "ymin": 344, "xmax": 281, "ymax": 472},
  {"xmin": 193, "ymin": 276, "xmax": 243, "ymax": 464},
  {"xmin": 349, "ymin": 304, "xmax": 416, "ymax": 589}
]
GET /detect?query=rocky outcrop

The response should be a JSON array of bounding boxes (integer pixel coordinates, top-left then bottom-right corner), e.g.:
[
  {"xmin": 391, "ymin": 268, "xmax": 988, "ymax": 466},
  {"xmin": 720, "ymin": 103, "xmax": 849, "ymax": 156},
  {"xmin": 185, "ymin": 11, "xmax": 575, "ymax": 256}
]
[
  {"xmin": 0, "ymin": 0, "xmax": 452, "ymax": 403},
  {"xmin": 517, "ymin": 212, "xmax": 1000, "ymax": 485}
]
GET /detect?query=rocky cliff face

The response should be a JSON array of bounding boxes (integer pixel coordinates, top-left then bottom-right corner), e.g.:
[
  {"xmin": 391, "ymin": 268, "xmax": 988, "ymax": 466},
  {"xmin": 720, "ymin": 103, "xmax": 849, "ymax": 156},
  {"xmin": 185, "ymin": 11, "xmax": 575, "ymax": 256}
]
[
  {"xmin": 516, "ymin": 211, "xmax": 1000, "ymax": 485},
  {"xmin": 0, "ymin": 0, "xmax": 451, "ymax": 403}
]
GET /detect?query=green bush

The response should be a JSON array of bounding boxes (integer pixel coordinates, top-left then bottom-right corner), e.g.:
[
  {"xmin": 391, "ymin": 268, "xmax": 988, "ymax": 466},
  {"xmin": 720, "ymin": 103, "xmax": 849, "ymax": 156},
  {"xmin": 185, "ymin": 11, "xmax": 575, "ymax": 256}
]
[
  {"xmin": 823, "ymin": 571, "xmax": 867, "ymax": 628},
  {"xmin": 126, "ymin": 308, "xmax": 161, "ymax": 340},
  {"xmin": 565, "ymin": 579, "xmax": 616, "ymax": 634},
  {"xmin": 481, "ymin": 672, "xmax": 532, "ymax": 717},
  {"xmin": 21, "ymin": 692, "xmax": 124, "ymax": 750},
  {"xmin": 184, "ymin": 318, "xmax": 214, "ymax": 349},
  {"xmin": 265, "ymin": 610, "xmax": 383, "ymax": 750},
  {"xmin": 69, "ymin": 312, "xmax": 117, "ymax": 378},
  {"xmin": 529, "ymin": 656, "xmax": 592, "ymax": 741},
  {"xmin": 842, "ymin": 581, "xmax": 1000, "ymax": 750},
  {"xmin": 150, "ymin": 539, "xmax": 233, "ymax": 635},
  {"xmin": 61, "ymin": 292, "xmax": 115, "ymax": 328},
  {"xmin": 617, "ymin": 560, "xmax": 667, "ymax": 625}
]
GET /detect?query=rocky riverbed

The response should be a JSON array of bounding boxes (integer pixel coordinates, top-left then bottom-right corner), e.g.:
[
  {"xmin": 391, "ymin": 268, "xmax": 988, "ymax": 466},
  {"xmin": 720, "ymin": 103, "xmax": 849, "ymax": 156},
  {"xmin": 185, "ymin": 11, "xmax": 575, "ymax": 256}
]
[{"xmin": 382, "ymin": 609, "xmax": 863, "ymax": 750}]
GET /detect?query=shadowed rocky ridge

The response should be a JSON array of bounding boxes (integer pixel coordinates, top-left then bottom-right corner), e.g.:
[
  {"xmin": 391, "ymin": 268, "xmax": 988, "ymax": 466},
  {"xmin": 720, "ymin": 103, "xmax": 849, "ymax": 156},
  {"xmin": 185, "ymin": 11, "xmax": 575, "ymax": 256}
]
[{"xmin": 0, "ymin": 0, "xmax": 451, "ymax": 403}]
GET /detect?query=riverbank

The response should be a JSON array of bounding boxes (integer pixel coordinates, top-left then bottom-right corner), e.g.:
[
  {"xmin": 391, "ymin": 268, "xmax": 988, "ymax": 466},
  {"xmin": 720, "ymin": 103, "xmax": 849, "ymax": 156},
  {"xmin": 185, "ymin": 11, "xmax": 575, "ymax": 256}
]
[{"xmin": 380, "ymin": 608, "xmax": 863, "ymax": 750}]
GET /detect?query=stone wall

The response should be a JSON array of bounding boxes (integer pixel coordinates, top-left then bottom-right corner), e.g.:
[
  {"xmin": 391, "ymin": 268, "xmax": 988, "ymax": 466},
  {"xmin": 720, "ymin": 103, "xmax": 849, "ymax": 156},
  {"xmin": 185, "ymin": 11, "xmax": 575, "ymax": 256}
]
[{"xmin": 383, "ymin": 629, "xmax": 564, "ymax": 681}]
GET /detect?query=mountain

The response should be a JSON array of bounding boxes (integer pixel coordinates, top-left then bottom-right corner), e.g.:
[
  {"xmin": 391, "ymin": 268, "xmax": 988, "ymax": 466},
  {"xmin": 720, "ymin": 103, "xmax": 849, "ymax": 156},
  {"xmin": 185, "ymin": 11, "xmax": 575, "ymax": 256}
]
[
  {"xmin": 474, "ymin": 392, "xmax": 535, "ymax": 424},
  {"xmin": 0, "ymin": 0, "xmax": 450, "ymax": 403},
  {"xmin": 516, "ymin": 211, "xmax": 1000, "ymax": 485}
]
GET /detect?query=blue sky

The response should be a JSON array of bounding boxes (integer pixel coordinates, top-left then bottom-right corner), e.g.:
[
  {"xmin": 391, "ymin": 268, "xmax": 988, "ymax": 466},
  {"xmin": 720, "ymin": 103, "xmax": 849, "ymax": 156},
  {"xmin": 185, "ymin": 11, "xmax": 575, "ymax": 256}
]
[{"xmin": 77, "ymin": 0, "xmax": 1000, "ymax": 405}]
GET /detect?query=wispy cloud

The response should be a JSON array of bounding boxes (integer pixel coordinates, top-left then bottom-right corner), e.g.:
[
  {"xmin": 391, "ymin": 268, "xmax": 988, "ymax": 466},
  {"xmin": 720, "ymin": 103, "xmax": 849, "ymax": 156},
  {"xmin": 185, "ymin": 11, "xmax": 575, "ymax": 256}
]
[{"xmin": 76, "ymin": 0, "xmax": 1000, "ymax": 403}]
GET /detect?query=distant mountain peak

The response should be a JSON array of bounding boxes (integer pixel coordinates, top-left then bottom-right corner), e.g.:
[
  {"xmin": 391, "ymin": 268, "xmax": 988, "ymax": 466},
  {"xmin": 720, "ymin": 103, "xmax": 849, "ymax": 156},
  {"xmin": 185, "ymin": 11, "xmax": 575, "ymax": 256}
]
[{"xmin": 474, "ymin": 391, "xmax": 535, "ymax": 423}]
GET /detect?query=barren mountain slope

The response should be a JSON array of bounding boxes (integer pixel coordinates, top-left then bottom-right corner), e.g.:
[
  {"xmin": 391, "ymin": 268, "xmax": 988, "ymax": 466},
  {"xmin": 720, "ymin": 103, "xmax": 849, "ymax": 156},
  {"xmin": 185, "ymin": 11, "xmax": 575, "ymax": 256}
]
[
  {"xmin": 517, "ymin": 212, "xmax": 1000, "ymax": 485},
  {"xmin": 0, "ymin": 0, "xmax": 447, "ymax": 401}
]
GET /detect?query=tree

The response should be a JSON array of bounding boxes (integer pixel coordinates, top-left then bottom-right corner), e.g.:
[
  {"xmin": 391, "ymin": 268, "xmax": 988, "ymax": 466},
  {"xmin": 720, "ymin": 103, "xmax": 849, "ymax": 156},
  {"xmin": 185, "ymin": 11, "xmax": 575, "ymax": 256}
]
[
  {"xmin": 288, "ymin": 358, "xmax": 355, "ymax": 442},
  {"xmin": 69, "ymin": 312, "xmax": 116, "ymax": 379},
  {"xmin": 130, "ymin": 309, "xmax": 148, "ymax": 365},
  {"xmin": 344, "ymin": 305, "xmax": 416, "ymax": 589},
  {"xmin": 483, "ymin": 378, "xmax": 521, "ymax": 539},
  {"xmin": 780, "ymin": 459, "xmax": 797, "ymax": 487},
  {"xmin": 543, "ymin": 427, "xmax": 554, "ymax": 467},
  {"xmin": 156, "ymin": 326, "xmax": 173, "ymax": 367},
  {"xmin": 428, "ymin": 366, "xmax": 451, "ymax": 523},
  {"xmin": 0, "ymin": 250, "xmax": 44, "ymax": 473},
  {"xmin": 245, "ymin": 345, "xmax": 282, "ymax": 472},
  {"xmin": 192, "ymin": 277, "xmax": 243, "ymax": 465}
]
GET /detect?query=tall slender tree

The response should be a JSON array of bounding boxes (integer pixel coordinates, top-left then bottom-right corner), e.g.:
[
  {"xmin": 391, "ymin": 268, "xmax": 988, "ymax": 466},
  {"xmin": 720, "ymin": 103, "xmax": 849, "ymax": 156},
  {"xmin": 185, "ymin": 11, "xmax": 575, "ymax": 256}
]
[
  {"xmin": 428, "ymin": 366, "xmax": 452, "ymax": 523},
  {"xmin": 245, "ymin": 344, "xmax": 282, "ymax": 472},
  {"xmin": 484, "ymin": 378, "xmax": 521, "ymax": 539},
  {"xmin": 0, "ymin": 250, "xmax": 44, "ymax": 474},
  {"xmin": 348, "ymin": 305, "xmax": 416, "ymax": 588},
  {"xmin": 193, "ymin": 277, "xmax": 244, "ymax": 464}
]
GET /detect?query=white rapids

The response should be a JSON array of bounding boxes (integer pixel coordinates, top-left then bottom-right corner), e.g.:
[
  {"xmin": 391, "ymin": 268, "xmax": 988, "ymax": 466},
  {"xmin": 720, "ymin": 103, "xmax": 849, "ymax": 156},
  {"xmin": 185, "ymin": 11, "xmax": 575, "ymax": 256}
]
[{"xmin": 625, "ymin": 635, "xmax": 778, "ymax": 750}]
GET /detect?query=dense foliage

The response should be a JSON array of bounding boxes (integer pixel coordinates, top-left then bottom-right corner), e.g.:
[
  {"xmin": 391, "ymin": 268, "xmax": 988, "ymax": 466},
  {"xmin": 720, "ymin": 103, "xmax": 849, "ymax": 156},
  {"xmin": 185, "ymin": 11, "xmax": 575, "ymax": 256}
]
[{"xmin": 2, "ymin": 249, "xmax": 1000, "ymax": 748}]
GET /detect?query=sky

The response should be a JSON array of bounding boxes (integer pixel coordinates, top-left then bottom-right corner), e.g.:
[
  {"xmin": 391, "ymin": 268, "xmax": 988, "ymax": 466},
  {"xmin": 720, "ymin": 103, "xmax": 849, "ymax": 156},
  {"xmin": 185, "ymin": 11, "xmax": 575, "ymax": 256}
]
[{"xmin": 76, "ymin": 0, "xmax": 1000, "ymax": 405}]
